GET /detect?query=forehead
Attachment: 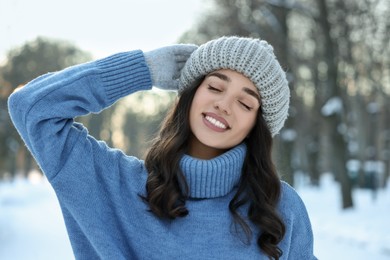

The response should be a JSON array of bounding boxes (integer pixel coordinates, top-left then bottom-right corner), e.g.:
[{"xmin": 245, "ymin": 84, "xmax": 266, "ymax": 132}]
[{"xmin": 207, "ymin": 69, "xmax": 256, "ymax": 86}]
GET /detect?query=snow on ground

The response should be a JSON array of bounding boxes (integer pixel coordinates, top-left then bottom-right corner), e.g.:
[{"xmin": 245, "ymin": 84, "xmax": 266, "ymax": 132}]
[
  {"xmin": 0, "ymin": 172, "xmax": 389, "ymax": 260},
  {"xmin": 296, "ymin": 174, "xmax": 390, "ymax": 259},
  {"xmin": 0, "ymin": 172, "xmax": 73, "ymax": 260}
]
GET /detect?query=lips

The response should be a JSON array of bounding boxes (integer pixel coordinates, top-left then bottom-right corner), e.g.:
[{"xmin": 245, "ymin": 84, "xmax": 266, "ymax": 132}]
[{"xmin": 202, "ymin": 112, "xmax": 230, "ymax": 131}]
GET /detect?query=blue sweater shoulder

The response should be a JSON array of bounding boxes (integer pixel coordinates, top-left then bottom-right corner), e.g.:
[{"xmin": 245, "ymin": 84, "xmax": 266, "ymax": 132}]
[{"xmin": 278, "ymin": 181, "xmax": 317, "ymax": 259}]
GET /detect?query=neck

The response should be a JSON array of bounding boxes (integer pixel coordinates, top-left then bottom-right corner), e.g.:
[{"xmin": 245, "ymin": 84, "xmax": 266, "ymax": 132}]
[{"xmin": 187, "ymin": 134, "xmax": 227, "ymax": 159}]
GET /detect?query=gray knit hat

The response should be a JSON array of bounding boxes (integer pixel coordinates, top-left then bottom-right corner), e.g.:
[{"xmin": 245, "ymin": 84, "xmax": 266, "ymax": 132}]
[{"xmin": 178, "ymin": 36, "xmax": 290, "ymax": 137}]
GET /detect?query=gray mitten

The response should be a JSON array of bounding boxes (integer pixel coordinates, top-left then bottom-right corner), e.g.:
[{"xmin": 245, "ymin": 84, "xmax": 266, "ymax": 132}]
[{"xmin": 144, "ymin": 44, "xmax": 198, "ymax": 90}]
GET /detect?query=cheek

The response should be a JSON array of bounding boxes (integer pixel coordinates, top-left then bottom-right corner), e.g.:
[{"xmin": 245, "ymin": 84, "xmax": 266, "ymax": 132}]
[
  {"xmin": 190, "ymin": 89, "xmax": 209, "ymax": 112},
  {"xmin": 189, "ymin": 93, "xmax": 202, "ymax": 128},
  {"xmin": 193, "ymin": 87, "xmax": 208, "ymax": 101},
  {"xmin": 240, "ymin": 114, "xmax": 257, "ymax": 134}
]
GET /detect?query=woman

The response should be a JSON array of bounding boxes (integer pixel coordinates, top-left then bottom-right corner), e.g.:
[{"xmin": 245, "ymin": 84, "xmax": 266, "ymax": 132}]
[{"xmin": 8, "ymin": 36, "xmax": 316, "ymax": 259}]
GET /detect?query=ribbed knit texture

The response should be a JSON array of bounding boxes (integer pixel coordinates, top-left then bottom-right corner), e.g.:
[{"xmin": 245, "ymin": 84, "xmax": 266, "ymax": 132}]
[
  {"xmin": 97, "ymin": 51, "xmax": 152, "ymax": 103},
  {"xmin": 179, "ymin": 36, "xmax": 290, "ymax": 137},
  {"xmin": 8, "ymin": 50, "xmax": 316, "ymax": 259},
  {"xmin": 180, "ymin": 143, "xmax": 246, "ymax": 198}
]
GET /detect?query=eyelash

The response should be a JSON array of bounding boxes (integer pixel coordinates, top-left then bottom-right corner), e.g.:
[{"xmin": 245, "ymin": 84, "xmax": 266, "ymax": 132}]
[
  {"xmin": 207, "ymin": 85, "xmax": 221, "ymax": 92},
  {"xmin": 239, "ymin": 101, "xmax": 252, "ymax": 111},
  {"xmin": 208, "ymin": 85, "xmax": 253, "ymax": 111}
]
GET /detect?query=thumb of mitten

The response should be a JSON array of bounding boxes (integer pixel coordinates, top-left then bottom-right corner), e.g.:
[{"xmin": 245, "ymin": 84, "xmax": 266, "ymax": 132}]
[{"xmin": 144, "ymin": 44, "xmax": 198, "ymax": 90}]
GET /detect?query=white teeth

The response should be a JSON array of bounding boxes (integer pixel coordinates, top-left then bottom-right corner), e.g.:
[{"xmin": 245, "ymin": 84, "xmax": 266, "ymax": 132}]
[{"xmin": 205, "ymin": 115, "xmax": 227, "ymax": 129}]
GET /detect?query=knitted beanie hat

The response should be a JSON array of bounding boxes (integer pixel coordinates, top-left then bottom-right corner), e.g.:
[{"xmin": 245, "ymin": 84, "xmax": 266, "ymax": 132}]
[{"xmin": 178, "ymin": 36, "xmax": 290, "ymax": 137}]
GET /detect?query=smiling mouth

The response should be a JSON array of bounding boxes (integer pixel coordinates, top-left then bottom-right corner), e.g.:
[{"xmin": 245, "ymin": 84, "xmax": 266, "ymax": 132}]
[{"xmin": 203, "ymin": 114, "xmax": 229, "ymax": 130}]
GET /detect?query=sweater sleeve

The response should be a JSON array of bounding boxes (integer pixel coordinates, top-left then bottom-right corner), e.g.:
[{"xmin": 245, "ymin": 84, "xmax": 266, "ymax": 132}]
[{"xmin": 7, "ymin": 50, "xmax": 153, "ymax": 181}]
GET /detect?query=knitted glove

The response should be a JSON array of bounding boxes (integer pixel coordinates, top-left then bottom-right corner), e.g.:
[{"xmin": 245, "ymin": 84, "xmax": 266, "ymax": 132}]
[{"xmin": 144, "ymin": 44, "xmax": 198, "ymax": 90}]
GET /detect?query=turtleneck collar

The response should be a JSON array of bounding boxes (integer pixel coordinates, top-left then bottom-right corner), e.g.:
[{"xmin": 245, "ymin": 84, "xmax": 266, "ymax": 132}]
[{"xmin": 179, "ymin": 143, "xmax": 247, "ymax": 199}]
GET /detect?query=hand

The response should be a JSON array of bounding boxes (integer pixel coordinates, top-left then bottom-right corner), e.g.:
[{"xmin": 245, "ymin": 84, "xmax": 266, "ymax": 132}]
[{"xmin": 144, "ymin": 44, "xmax": 198, "ymax": 90}]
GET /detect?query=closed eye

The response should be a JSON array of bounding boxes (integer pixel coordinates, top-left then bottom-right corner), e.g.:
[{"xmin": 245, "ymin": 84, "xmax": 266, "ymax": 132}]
[
  {"xmin": 238, "ymin": 101, "xmax": 252, "ymax": 111},
  {"xmin": 207, "ymin": 85, "xmax": 222, "ymax": 92}
]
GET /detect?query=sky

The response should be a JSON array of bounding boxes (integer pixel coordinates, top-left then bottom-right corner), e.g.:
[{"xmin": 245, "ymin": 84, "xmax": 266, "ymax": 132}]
[{"xmin": 0, "ymin": 0, "xmax": 207, "ymax": 63}]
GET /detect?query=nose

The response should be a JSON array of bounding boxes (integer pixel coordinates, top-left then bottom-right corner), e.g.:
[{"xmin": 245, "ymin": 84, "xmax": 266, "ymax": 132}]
[{"xmin": 214, "ymin": 96, "xmax": 232, "ymax": 115}]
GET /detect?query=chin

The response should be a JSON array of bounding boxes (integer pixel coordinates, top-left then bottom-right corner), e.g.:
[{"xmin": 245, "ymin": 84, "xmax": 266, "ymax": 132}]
[{"xmin": 204, "ymin": 142, "xmax": 235, "ymax": 151}]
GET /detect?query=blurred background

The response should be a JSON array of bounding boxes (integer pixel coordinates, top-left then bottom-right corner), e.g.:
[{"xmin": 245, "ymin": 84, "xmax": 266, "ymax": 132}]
[{"xmin": 1, "ymin": 0, "xmax": 389, "ymax": 259}]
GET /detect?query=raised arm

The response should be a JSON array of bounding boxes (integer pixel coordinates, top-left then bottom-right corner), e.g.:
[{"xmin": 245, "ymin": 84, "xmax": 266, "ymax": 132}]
[
  {"xmin": 8, "ymin": 45, "xmax": 197, "ymax": 181},
  {"xmin": 8, "ymin": 51, "xmax": 152, "ymax": 179}
]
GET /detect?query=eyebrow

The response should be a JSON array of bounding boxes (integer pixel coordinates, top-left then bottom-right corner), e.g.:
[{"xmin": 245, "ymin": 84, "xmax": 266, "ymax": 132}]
[{"xmin": 207, "ymin": 72, "xmax": 261, "ymax": 104}]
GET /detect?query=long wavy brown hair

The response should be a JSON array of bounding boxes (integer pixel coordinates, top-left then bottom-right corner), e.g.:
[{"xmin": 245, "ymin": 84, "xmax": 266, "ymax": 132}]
[{"xmin": 143, "ymin": 78, "xmax": 286, "ymax": 259}]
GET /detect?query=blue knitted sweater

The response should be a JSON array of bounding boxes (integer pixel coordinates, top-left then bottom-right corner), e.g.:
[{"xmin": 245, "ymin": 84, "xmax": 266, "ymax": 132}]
[{"xmin": 8, "ymin": 51, "xmax": 316, "ymax": 259}]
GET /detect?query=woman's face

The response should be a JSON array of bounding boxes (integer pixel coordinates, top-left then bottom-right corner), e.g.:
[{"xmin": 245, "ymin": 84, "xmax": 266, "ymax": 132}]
[{"xmin": 188, "ymin": 69, "xmax": 261, "ymax": 159}]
